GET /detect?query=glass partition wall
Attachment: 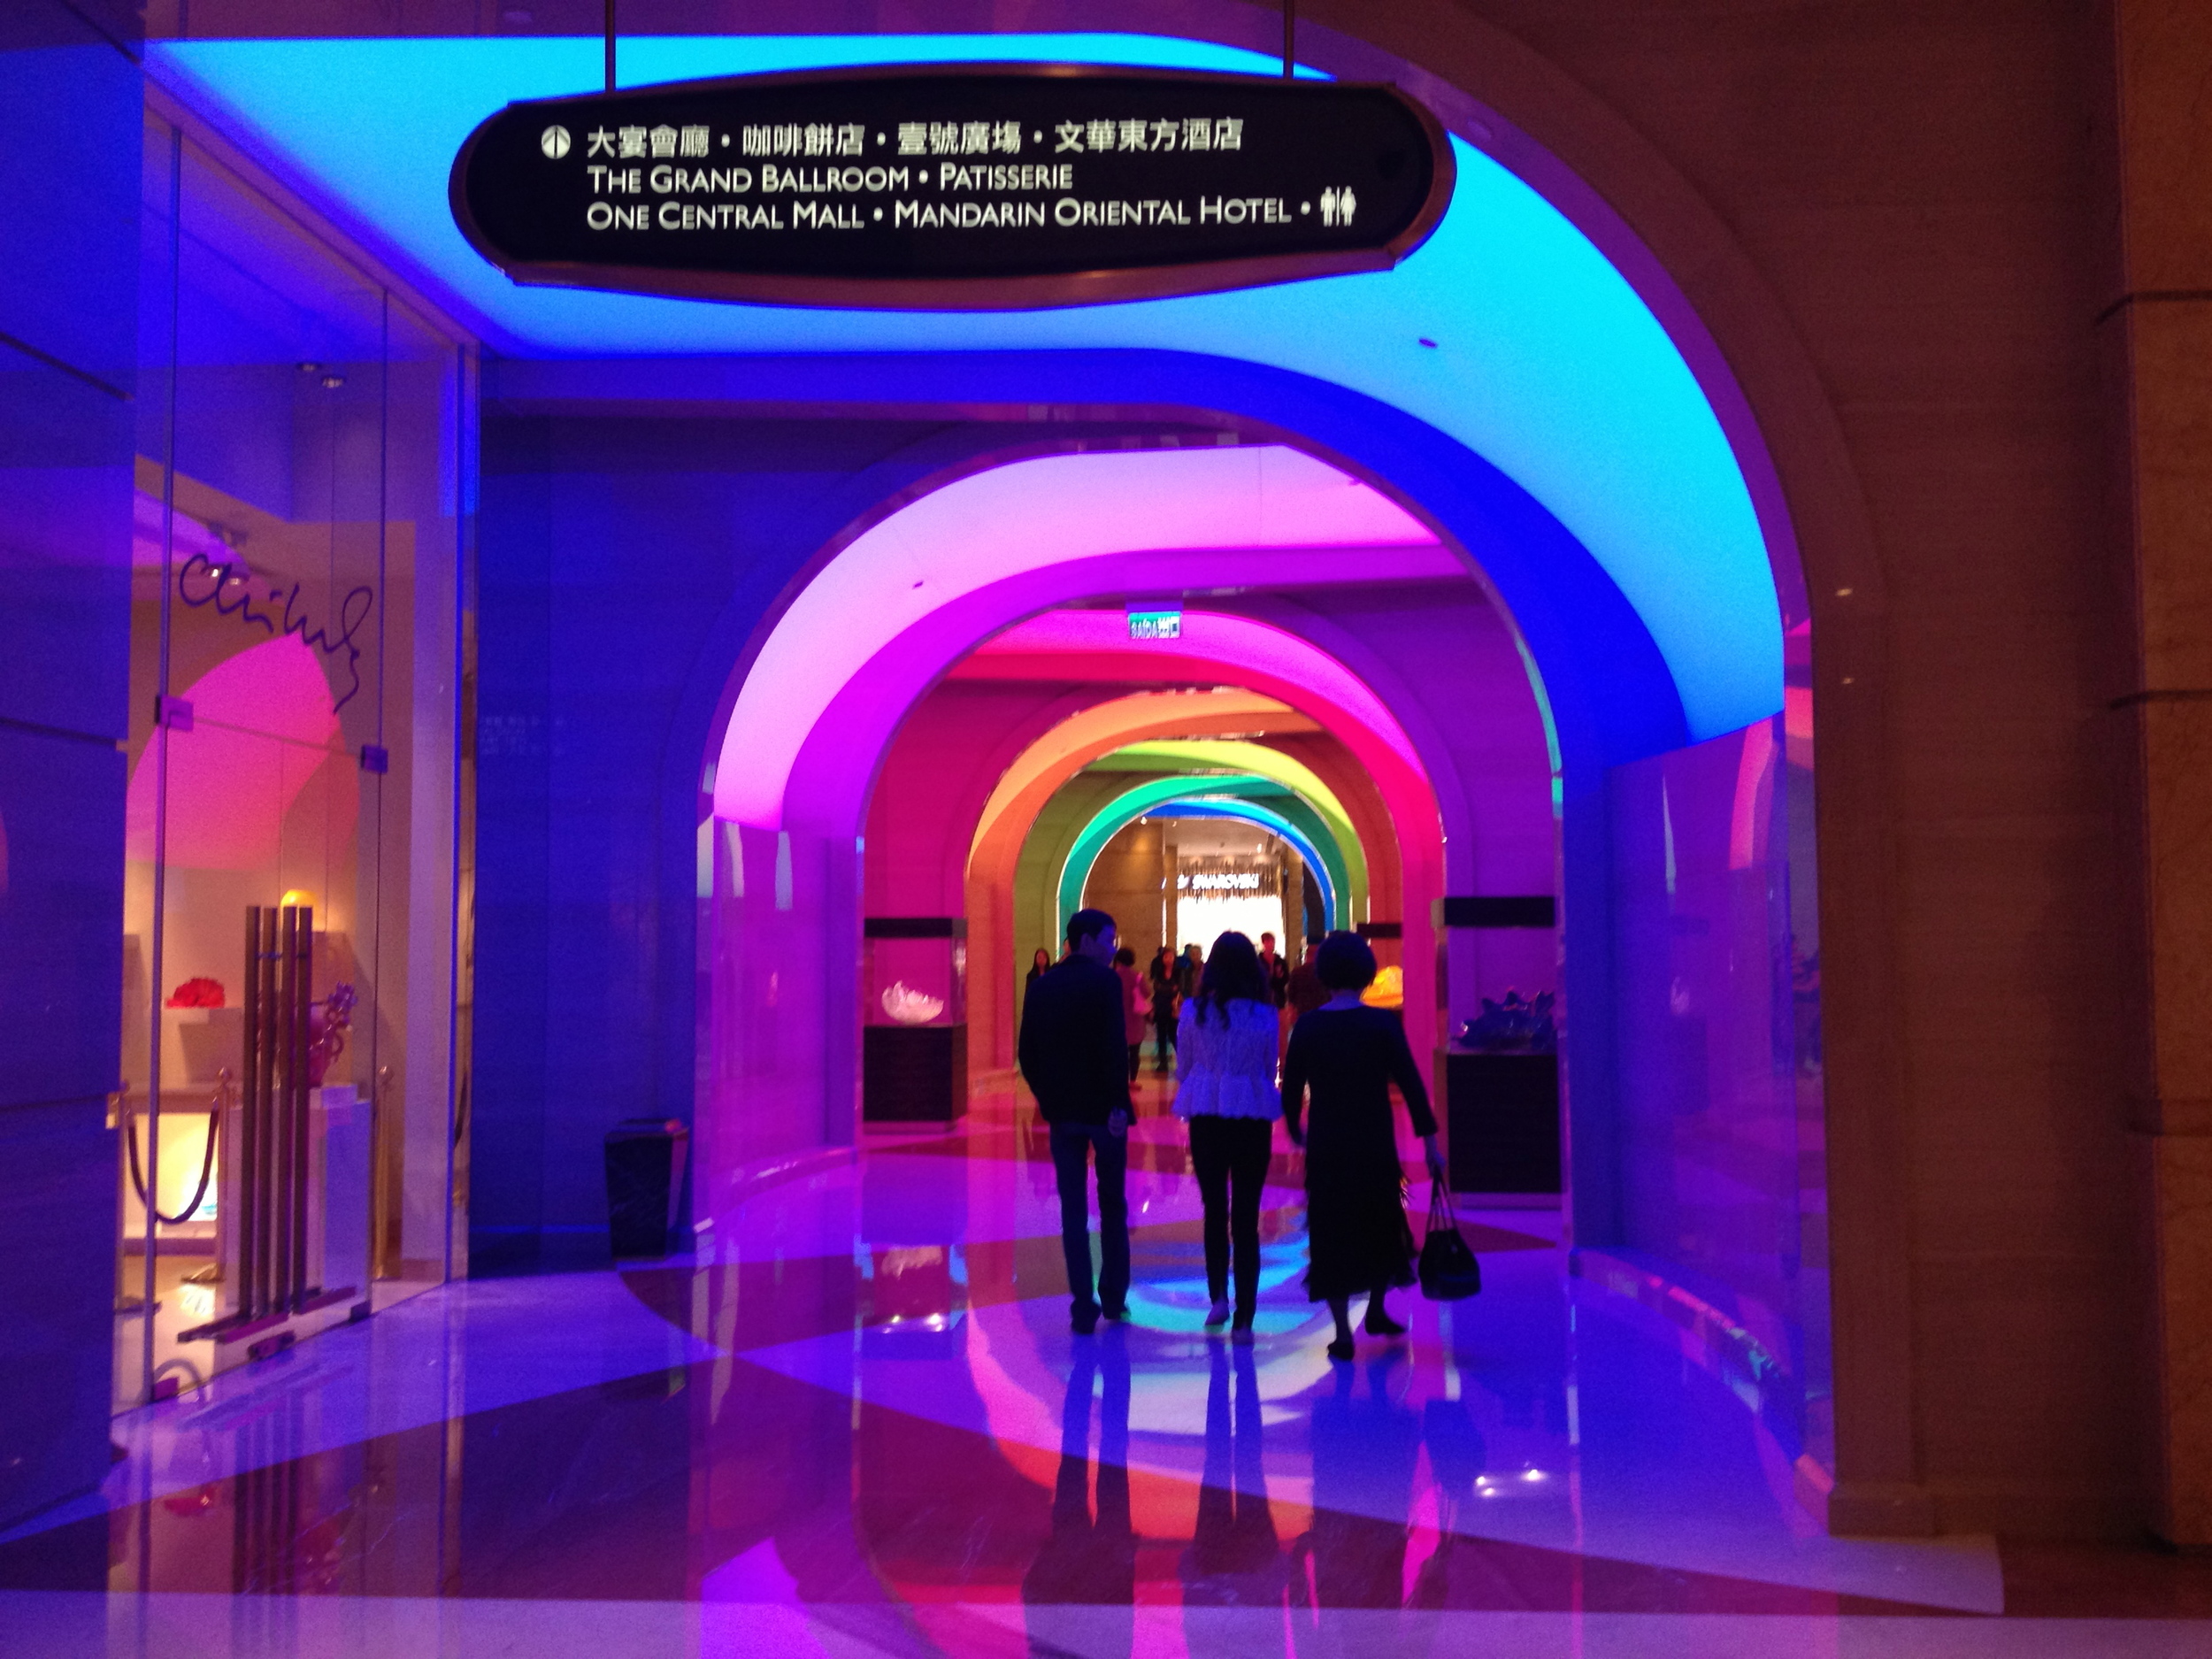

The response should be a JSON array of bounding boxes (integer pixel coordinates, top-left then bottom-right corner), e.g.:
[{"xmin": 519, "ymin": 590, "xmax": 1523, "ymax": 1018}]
[{"xmin": 118, "ymin": 108, "xmax": 471, "ymax": 1409}]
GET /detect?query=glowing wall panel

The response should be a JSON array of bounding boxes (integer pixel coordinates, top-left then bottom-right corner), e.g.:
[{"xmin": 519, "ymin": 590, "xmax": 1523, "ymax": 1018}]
[{"xmin": 0, "ymin": 0, "xmax": 138, "ymax": 1534}]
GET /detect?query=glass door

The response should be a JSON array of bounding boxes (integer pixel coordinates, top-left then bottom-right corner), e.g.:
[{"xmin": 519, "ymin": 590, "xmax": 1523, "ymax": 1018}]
[{"xmin": 118, "ymin": 112, "xmax": 467, "ymax": 1408}]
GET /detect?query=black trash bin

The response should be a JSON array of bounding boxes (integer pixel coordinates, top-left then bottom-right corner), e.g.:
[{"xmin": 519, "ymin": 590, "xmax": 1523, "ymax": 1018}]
[{"xmin": 603, "ymin": 1118, "xmax": 690, "ymax": 1258}]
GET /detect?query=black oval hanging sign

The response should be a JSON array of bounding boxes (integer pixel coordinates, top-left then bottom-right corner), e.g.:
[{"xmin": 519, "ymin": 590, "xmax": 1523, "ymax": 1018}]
[{"xmin": 449, "ymin": 64, "xmax": 1453, "ymax": 310}]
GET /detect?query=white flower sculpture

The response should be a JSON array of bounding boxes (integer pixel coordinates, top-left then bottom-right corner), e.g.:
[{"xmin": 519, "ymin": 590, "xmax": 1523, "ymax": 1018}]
[{"xmin": 880, "ymin": 981, "xmax": 946, "ymax": 1025}]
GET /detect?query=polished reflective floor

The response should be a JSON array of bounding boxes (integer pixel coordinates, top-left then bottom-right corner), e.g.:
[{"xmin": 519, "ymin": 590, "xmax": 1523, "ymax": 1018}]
[{"xmin": 4, "ymin": 1077, "xmax": 2209, "ymax": 1655}]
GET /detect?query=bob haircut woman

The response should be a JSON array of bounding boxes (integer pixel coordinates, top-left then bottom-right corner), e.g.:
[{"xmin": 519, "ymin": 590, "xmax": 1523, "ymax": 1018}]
[{"xmin": 1281, "ymin": 931, "xmax": 1444, "ymax": 1361}]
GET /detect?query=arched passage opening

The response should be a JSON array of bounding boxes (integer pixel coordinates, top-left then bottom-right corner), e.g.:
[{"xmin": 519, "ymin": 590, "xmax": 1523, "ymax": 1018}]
[
  {"xmin": 1059, "ymin": 787, "xmax": 1345, "ymax": 935},
  {"xmin": 702, "ymin": 380, "xmax": 1814, "ymax": 1371},
  {"xmin": 630, "ymin": 27, "xmax": 1825, "ymax": 1566},
  {"xmin": 688, "ymin": 417, "xmax": 1827, "ymax": 1616}
]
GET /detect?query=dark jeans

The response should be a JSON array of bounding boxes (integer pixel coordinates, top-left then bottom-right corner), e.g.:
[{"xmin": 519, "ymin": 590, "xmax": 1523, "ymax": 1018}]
[
  {"xmin": 1127, "ymin": 1042, "xmax": 1141, "ymax": 1083},
  {"xmin": 1187, "ymin": 1115, "xmax": 1273, "ymax": 1313},
  {"xmin": 1153, "ymin": 1013, "xmax": 1175, "ymax": 1070},
  {"xmin": 1049, "ymin": 1122, "xmax": 1131, "ymax": 1315}
]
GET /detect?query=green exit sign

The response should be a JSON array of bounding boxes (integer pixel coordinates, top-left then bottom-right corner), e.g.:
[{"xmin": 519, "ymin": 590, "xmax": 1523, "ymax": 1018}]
[{"xmin": 1127, "ymin": 609, "xmax": 1182, "ymax": 641}]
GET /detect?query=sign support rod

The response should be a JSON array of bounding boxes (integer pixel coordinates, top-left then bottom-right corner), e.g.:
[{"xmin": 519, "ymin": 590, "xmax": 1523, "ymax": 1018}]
[
  {"xmin": 603, "ymin": 0, "xmax": 616, "ymax": 93},
  {"xmin": 1283, "ymin": 0, "xmax": 1295, "ymax": 78}
]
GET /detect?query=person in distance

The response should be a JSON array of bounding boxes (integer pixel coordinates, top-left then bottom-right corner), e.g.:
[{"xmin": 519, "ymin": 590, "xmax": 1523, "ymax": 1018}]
[{"xmin": 1173, "ymin": 932, "xmax": 1283, "ymax": 1340}]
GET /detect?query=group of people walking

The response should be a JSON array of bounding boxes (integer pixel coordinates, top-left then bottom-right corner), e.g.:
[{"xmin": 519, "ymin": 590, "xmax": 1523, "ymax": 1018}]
[
  {"xmin": 1018, "ymin": 908, "xmax": 1443, "ymax": 1360},
  {"xmin": 1116, "ymin": 933, "xmax": 1302, "ymax": 1076}
]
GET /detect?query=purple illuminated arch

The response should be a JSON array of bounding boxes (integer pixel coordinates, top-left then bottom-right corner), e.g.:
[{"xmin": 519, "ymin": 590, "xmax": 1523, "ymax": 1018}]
[{"xmin": 714, "ymin": 444, "xmax": 1451, "ymax": 833}]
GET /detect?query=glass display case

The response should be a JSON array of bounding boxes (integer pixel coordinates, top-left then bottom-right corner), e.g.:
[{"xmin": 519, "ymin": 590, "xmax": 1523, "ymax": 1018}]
[
  {"xmin": 1432, "ymin": 897, "xmax": 1562, "ymax": 1199},
  {"xmin": 863, "ymin": 918, "xmax": 968, "ymax": 1123}
]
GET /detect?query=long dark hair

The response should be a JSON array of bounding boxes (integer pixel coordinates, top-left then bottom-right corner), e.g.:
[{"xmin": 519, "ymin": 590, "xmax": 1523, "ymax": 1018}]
[{"xmin": 1196, "ymin": 931, "xmax": 1267, "ymax": 1025}]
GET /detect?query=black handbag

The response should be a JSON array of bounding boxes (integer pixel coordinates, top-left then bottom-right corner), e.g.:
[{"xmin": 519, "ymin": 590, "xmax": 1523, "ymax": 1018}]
[{"xmin": 1417, "ymin": 1179, "xmax": 1483, "ymax": 1301}]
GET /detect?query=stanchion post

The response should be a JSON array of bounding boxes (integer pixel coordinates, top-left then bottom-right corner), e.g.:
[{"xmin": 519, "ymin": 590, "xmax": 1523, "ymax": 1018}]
[
  {"xmin": 239, "ymin": 907, "xmax": 262, "ymax": 1319},
  {"xmin": 290, "ymin": 905, "xmax": 313, "ymax": 1302}
]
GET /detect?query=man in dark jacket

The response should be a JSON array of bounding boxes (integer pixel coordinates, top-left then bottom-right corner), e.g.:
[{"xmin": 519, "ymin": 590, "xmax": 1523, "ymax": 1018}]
[
  {"xmin": 1175, "ymin": 941, "xmax": 1203, "ymax": 1002},
  {"xmin": 1286, "ymin": 938, "xmax": 1328, "ymax": 1018},
  {"xmin": 1018, "ymin": 908, "xmax": 1133, "ymax": 1333}
]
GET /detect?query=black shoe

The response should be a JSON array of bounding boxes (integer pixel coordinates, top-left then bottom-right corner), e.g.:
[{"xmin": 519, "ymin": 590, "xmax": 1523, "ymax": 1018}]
[
  {"xmin": 1363, "ymin": 1306, "xmax": 1408, "ymax": 1338},
  {"xmin": 1231, "ymin": 1310, "xmax": 1256, "ymax": 1344},
  {"xmin": 1102, "ymin": 1303, "xmax": 1131, "ymax": 1324},
  {"xmin": 1325, "ymin": 1336, "xmax": 1356, "ymax": 1363},
  {"xmin": 1071, "ymin": 1306, "xmax": 1100, "ymax": 1335}
]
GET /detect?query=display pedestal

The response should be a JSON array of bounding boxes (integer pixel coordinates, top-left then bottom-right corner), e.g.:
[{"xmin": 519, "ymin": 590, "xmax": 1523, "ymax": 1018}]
[
  {"xmin": 864, "ymin": 1025, "xmax": 969, "ymax": 1123},
  {"xmin": 1436, "ymin": 1048, "xmax": 1561, "ymax": 1198}
]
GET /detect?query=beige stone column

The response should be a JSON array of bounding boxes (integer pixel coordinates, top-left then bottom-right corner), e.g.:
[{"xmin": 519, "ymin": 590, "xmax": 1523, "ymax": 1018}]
[{"xmin": 2104, "ymin": 0, "xmax": 2212, "ymax": 1547}]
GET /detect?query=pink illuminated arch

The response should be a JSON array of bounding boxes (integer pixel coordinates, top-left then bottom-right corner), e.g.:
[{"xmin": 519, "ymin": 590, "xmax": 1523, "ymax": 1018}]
[{"xmin": 701, "ymin": 442, "xmax": 1550, "ymax": 1152}]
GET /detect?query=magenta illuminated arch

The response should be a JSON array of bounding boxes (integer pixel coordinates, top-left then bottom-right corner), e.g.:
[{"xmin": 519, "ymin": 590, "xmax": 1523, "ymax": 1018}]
[
  {"xmin": 961, "ymin": 609, "xmax": 1435, "ymax": 835},
  {"xmin": 702, "ymin": 442, "xmax": 1543, "ymax": 1125},
  {"xmin": 710, "ymin": 444, "xmax": 1463, "ymax": 839},
  {"xmin": 786, "ymin": 590, "xmax": 1471, "ymax": 899}
]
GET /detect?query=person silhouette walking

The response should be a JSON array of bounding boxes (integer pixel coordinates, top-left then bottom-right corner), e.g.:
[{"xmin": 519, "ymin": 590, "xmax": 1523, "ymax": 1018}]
[{"xmin": 1019, "ymin": 908, "xmax": 1134, "ymax": 1333}]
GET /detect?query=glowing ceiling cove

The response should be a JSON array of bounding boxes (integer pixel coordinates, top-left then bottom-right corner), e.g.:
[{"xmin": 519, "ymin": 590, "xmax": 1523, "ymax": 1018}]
[
  {"xmin": 150, "ymin": 33, "xmax": 1784, "ymax": 740},
  {"xmin": 965, "ymin": 609, "xmax": 1428, "ymax": 776}
]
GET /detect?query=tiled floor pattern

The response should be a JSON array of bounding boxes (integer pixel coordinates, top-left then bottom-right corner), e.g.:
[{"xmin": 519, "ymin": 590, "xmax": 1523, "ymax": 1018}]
[{"xmin": 4, "ymin": 1078, "xmax": 2209, "ymax": 1655}]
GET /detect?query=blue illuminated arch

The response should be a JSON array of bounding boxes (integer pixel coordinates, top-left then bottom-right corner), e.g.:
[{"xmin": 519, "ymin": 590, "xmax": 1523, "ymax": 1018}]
[{"xmin": 151, "ymin": 32, "xmax": 1783, "ymax": 755}]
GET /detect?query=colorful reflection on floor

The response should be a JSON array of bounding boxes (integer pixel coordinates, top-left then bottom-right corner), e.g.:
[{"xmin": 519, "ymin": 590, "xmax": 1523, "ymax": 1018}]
[{"xmin": 4, "ymin": 1077, "xmax": 2211, "ymax": 1655}]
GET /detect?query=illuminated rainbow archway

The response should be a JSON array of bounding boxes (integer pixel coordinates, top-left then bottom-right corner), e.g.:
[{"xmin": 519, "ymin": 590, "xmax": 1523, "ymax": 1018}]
[
  {"xmin": 1054, "ymin": 779, "xmax": 1345, "ymax": 937},
  {"xmin": 1094, "ymin": 741, "xmax": 1369, "ymax": 908},
  {"xmin": 959, "ymin": 673, "xmax": 1422, "ymax": 1069},
  {"xmin": 723, "ymin": 448, "xmax": 1443, "ymax": 833}
]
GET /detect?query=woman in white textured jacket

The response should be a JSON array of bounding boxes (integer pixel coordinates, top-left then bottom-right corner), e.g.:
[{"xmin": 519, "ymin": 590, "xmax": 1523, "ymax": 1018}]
[{"xmin": 1175, "ymin": 932, "xmax": 1284, "ymax": 1337}]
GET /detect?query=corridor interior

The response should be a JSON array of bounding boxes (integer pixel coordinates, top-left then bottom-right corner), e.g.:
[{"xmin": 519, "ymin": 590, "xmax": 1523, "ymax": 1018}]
[
  {"xmin": 21, "ymin": 363, "xmax": 2201, "ymax": 1659},
  {"xmin": 9, "ymin": 25, "xmax": 2208, "ymax": 1655}
]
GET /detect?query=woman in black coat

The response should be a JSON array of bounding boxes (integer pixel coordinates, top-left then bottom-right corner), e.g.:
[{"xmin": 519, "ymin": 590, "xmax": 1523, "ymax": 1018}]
[{"xmin": 1281, "ymin": 931, "xmax": 1445, "ymax": 1362}]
